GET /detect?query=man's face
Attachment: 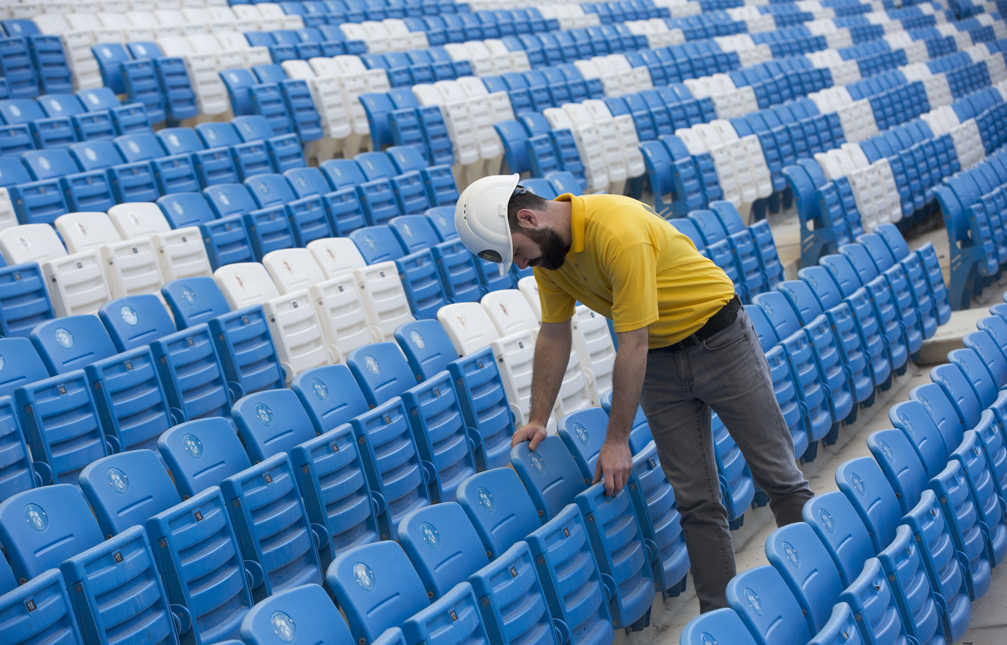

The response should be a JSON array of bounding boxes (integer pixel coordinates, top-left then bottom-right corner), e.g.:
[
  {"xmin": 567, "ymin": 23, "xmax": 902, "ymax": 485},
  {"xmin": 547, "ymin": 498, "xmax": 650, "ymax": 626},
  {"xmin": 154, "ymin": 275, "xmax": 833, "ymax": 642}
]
[{"xmin": 511, "ymin": 225, "xmax": 569, "ymax": 271}]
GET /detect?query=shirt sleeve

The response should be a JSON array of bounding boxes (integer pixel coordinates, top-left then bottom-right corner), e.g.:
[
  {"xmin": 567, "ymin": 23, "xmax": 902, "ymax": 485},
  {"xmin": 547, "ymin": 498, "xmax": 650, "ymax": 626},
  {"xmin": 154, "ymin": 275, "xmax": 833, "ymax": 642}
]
[
  {"xmin": 534, "ymin": 269, "xmax": 575, "ymax": 324},
  {"xmin": 610, "ymin": 243, "xmax": 659, "ymax": 333}
]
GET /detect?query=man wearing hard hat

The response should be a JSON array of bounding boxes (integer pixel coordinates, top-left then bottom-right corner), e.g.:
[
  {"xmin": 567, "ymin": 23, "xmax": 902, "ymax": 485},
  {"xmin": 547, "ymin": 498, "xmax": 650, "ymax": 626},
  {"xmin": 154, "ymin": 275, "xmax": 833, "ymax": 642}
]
[{"xmin": 454, "ymin": 175, "xmax": 814, "ymax": 612}]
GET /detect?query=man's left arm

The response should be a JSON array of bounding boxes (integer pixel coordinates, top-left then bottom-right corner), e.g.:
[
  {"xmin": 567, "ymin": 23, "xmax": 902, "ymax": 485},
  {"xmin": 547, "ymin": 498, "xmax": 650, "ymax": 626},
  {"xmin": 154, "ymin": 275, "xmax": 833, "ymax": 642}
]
[{"xmin": 596, "ymin": 326, "xmax": 649, "ymax": 496}]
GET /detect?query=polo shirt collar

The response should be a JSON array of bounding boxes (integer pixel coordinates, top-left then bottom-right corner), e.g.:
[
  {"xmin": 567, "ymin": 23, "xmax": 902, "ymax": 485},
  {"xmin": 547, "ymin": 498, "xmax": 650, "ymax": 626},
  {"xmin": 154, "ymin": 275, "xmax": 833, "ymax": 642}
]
[{"xmin": 556, "ymin": 193, "xmax": 585, "ymax": 254}]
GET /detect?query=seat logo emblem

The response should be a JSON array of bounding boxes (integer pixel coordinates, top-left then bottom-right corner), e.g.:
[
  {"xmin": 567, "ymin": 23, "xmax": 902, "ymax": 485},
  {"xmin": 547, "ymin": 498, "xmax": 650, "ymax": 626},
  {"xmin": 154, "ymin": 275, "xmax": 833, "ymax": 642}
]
[
  {"xmin": 353, "ymin": 562, "xmax": 375, "ymax": 590},
  {"xmin": 700, "ymin": 632, "xmax": 719, "ymax": 645},
  {"xmin": 818, "ymin": 508, "xmax": 835, "ymax": 532},
  {"xmin": 121, "ymin": 306, "xmax": 138, "ymax": 326},
  {"xmin": 744, "ymin": 587, "xmax": 762, "ymax": 615},
  {"xmin": 403, "ymin": 224, "xmax": 412, "ymax": 237},
  {"xmin": 107, "ymin": 467, "xmax": 129, "ymax": 493},
  {"xmin": 365, "ymin": 356, "xmax": 379, "ymax": 374},
  {"xmin": 25, "ymin": 503, "xmax": 47, "ymax": 532},
  {"xmin": 270, "ymin": 611, "xmax": 296, "ymax": 642},
  {"xmin": 312, "ymin": 378, "xmax": 329, "ymax": 400},
  {"xmin": 86, "ymin": 148, "xmax": 97, "ymax": 161},
  {"xmin": 850, "ymin": 472, "xmax": 865, "ymax": 495},
  {"xmin": 783, "ymin": 541, "xmax": 799, "ymax": 566},
  {"xmin": 410, "ymin": 330, "xmax": 425, "ymax": 349},
  {"xmin": 256, "ymin": 403, "xmax": 273, "ymax": 425},
  {"xmin": 573, "ymin": 422, "xmax": 588, "ymax": 443},
  {"xmin": 183, "ymin": 434, "xmax": 203, "ymax": 458},
  {"xmin": 182, "ymin": 287, "xmax": 196, "ymax": 304},
  {"xmin": 529, "ymin": 452, "xmax": 544, "ymax": 472},
  {"xmin": 478, "ymin": 487, "xmax": 494, "ymax": 511},
  {"xmin": 0, "ymin": 356, "xmax": 4, "ymax": 371},
  {"xmin": 55, "ymin": 328, "xmax": 73, "ymax": 348},
  {"xmin": 421, "ymin": 522, "xmax": 440, "ymax": 546},
  {"xmin": 877, "ymin": 439, "xmax": 893, "ymax": 461}
]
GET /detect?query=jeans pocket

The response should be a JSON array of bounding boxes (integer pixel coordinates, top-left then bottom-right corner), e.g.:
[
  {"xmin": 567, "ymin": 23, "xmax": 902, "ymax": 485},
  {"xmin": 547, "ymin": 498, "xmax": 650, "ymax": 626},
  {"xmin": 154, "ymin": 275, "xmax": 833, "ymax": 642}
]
[{"xmin": 702, "ymin": 317, "xmax": 747, "ymax": 351}]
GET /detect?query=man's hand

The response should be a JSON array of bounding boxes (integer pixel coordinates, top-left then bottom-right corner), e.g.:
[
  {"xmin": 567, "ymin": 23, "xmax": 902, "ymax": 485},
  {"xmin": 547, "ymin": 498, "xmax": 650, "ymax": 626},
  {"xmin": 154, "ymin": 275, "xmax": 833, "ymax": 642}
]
[
  {"xmin": 594, "ymin": 438, "xmax": 633, "ymax": 496},
  {"xmin": 512, "ymin": 422, "xmax": 547, "ymax": 451}
]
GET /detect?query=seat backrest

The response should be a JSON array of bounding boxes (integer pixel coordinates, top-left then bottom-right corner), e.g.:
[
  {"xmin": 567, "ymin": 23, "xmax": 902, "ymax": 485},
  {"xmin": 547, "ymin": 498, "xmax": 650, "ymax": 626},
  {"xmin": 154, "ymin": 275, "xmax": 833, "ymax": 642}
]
[
  {"xmin": 162, "ymin": 276, "xmax": 231, "ymax": 329},
  {"xmin": 481, "ymin": 289, "xmax": 538, "ymax": 337},
  {"xmin": 765, "ymin": 522, "xmax": 843, "ymax": 634},
  {"xmin": 107, "ymin": 202, "xmax": 171, "ymax": 238},
  {"xmin": 888, "ymin": 400, "xmax": 952, "ymax": 478},
  {"xmin": 78, "ymin": 449, "xmax": 181, "ymax": 537},
  {"xmin": 262, "ymin": 248, "xmax": 326, "ymax": 294},
  {"xmin": 0, "ymin": 484, "xmax": 102, "ymax": 582},
  {"xmin": 30, "ymin": 315, "xmax": 117, "ymax": 374},
  {"xmin": 99, "ymin": 294, "xmax": 176, "ymax": 351},
  {"xmin": 389, "ymin": 215, "xmax": 441, "ymax": 253},
  {"xmin": 0, "ymin": 337, "xmax": 49, "ymax": 397},
  {"xmin": 802, "ymin": 491, "xmax": 875, "ymax": 586},
  {"xmin": 53, "ymin": 211, "xmax": 122, "ymax": 253},
  {"xmin": 752, "ymin": 291, "xmax": 802, "ymax": 339},
  {"xmin": 157, "ymin": 127, "xmax": 206, "ymax": 155},
  {"xmin": 437, "ymin": 302, "xmax": 499, "ymax": 355},
  {"xmin": 680, "ymin": 608, "xmax": 759, "ymax": 645},
  {"xmin": 909, "ymin": 382, "xmax": 965, "ymax": 455},
  {"xmin": 320, "ymin": 158, "xmax": 369, "ymax": 188},
  {"xmin": 196, "ymin": 121, "xmax": 243, "ymax": 147},
  {"xmin": 231, "ymin": 388, "xmax": 316, "ymax": 462},
  {"xmin": 356, "ymin": 151, "xmax": 399, "ymax": 181},
  {"xmin": 510, "ymin": 436, "xmax": 590, "ymax": 521},
  {"xmin": 776, "ymin": 279, "xmax": 825, "ymax": 325},
  {"xmin": 350, "ymin": 225, "xmax": 406, "ymax": 264},
  {"xmin": 798, "ymin": 265, "xmax": 846, "ymax": 309},
  {"xmin": 877, "ymin": 523, "xmax": 944, "ymax": 645},
  {"xmin": 157, "ymin": 417, "xmax": 251, "ymax": 497},
  {"xmin": 214, "ymin": 262, "xmax": 281, "ymax": 309},
  {"xmin": 241, "ymin": 583, "xmax": 355, "ymax": 645},
  {"xmin": 232, "ymin": 114, "xmax": 276, "ymax": 142},
  {"xmin": 393, "ymin": 319, "xmax": 459, "ymax": 381},
  {"xmin": 820, "ymin": 253, "xmax": 864, "ymax": 296},
  {"xmin": 0, "ymin": 569, "xmax": 83, "ymax": 643},
  {"xmin": 246, "ymin": 173, "xmax": 297, "ymax": 207},
  {"xmin": 346, "ymin": 341, "xmax": 418, "ymax": 405},
  {"xmin": 157, "ymin": 192, "xmax": 216, "ymax": 228},
  {"xmin": 307, "ymin": 237, "xmax": 368, "ymax": 277},
  {"xmin": 838, "ymin": 243, "xmax": 881, "ymax": 285},
  {"xmin": 291, "ymin": 364, "xmax": 370, "ymax": 434},
  {"xmin": 455, "ymin": 467, "xmax": 540, "ymax": 558},
  {"xmin": 835, "ymin": 457, "xmax": 901, "ymax": 553},
  {"xmin": 867, "ymin": 428, "xmax": 928, "ymax": 514},
  {"xmin": 0, "ymin": 224, "xmax": 67, "ymax": 265},
  {"xmin": 205, "ymin": 183, "xmax": 260, "ymax": 218},
  {"xmin": 557, "ymin": 407, "xmax": 608, "ymax": 481},
  {"xmin": 397, "ymin": 502, "xmax": 490, "ymax": 597},
  {"xmin": 325, "ymin": 540, "xmax": 429, "ymax": 644},
  {"xmin": 838, "ymin": 557, "xmax": 912, "ymax": 645},
  {"xmin": 150, "ymin": 325, "xmax": 232, "ymax": 421},
  {"xmin": 115, "ymin": 132, "xmax": 168, "ymax": 162},
  {"xmin": 727, "ymin": 565, "xmax": 813, "ymax": 645}
]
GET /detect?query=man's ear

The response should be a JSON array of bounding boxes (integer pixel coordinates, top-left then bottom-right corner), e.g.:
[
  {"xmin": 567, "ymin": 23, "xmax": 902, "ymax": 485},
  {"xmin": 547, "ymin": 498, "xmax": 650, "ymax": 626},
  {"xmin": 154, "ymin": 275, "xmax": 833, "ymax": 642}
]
[{"xmin": 515, "ymin": 208, "xmax": 539, "ymax": 229}]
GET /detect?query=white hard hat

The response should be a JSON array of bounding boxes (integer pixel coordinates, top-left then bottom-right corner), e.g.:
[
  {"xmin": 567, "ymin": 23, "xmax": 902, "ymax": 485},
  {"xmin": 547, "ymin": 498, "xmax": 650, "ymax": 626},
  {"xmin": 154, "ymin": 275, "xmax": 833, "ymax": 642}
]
[{"xmin": 454, "ymin": 173, "xmax": 520, "ymax": 277}]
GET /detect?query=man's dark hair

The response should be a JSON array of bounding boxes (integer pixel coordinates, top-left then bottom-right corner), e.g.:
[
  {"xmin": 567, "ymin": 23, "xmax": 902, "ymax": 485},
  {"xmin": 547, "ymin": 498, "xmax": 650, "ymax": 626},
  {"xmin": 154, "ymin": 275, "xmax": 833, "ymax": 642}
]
[{"xmin": 507, "ymin": 187, "xmax": 548, "ymax": 232}]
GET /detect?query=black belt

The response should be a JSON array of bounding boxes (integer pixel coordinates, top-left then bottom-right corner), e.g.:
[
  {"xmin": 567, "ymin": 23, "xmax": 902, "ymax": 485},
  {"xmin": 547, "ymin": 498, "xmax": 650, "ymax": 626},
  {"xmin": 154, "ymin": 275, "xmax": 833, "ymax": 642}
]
[{"xmin": 651, "ymin": 295, "xmax": 742, "ymax": 353}]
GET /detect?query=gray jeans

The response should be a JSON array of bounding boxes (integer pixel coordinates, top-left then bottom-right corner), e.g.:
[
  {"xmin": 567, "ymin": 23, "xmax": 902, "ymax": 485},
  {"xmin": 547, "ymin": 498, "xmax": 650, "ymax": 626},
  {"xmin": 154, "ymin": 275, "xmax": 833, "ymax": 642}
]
[{"xmin": 640, "ymin": 306, "xmax": 814, "ymax": 613}]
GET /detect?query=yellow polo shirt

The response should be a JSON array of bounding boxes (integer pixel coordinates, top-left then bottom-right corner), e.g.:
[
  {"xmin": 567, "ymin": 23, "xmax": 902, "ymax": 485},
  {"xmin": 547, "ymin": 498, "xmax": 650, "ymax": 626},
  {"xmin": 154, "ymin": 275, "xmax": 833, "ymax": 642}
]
[{"xmin": 535, "ymin": 193, "xmax": 735, "ymax": 349}]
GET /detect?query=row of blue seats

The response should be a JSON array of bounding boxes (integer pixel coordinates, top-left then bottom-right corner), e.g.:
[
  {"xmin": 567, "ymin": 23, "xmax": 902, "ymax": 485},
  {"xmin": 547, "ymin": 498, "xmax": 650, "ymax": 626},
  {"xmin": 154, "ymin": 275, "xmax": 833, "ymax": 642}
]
[
  {"xmin": 360, "ymin": 48, "xmax": 476, "ymax": 86},
  {"xmin": 277, "ymin": 0, "xmax": 541, "ymax": 26},
  {"xmin": 939, "ymin": 145, "xmax": 1007, "ymax": 308},
  {"xmin": 682, "ymin": 303, "xmax": 1007, "ymax": 644},
  {"xmin": 243, "ymin": 26, "xmax": 368, "ymax": 60},
  {"xmin": 0, "ymin": 33, "xmax": 71, "ymax": 100},
  {"xmin": 651, "ymin": 45, "xmax": 1004, "ymax": 221},
  {"xmin": 0, "ymin": 115, "xmax": 307, "ymax": 226},
  {"xmin": 0, "ymin": 88, "xmax": 153, "ymax": 155}
]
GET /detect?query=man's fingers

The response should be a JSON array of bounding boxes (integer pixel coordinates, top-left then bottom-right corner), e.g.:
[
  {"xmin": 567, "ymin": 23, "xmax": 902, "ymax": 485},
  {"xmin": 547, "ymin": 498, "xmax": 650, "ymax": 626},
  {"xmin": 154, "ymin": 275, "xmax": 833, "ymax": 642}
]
[
  {"xmin": 528, "ymin": 428, "xmax": 545, "ymax": 451},
  {"xmin": 593, "ymin": 460, "xmax": 603, "ymax": 485},
  {"xmin": 604, "ymin": 468, "xmax": 615, "ymax": 497}
]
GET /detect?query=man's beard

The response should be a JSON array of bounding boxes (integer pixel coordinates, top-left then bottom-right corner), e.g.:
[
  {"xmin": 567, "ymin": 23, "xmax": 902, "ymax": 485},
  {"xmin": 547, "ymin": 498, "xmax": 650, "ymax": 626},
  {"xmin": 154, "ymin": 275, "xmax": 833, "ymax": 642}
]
[{"xmin": 525, "ymin": 228, "xmax": 570, "ymax": 270}]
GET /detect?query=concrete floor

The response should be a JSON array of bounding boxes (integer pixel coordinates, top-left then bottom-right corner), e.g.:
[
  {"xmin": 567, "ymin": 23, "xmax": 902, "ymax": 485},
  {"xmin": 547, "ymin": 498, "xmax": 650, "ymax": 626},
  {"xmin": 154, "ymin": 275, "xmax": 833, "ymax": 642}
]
[{"xmin": 620, "ymin": 209, "xmax": 1007, "ymax": 645}]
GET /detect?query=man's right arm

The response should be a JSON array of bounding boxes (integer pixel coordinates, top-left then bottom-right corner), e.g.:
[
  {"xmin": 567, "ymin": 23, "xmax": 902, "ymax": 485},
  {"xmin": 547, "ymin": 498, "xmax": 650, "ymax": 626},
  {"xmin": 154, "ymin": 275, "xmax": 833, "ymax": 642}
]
[{"xmin": 511, "ymin": 320, "xmax": 571, "ymax": 450}]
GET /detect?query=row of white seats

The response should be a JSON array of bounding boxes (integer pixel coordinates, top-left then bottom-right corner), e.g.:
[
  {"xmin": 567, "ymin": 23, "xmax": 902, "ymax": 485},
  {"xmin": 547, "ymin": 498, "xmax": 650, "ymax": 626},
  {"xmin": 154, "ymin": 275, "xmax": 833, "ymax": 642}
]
[
  {"xmin": 339, "ymin": 19, "xmax": 430, "ymax": 53},
  {"xmin": 33, "ymin": 4, "xmax": 302, "ymax": 90},
  {"xmin": 575, "ymin": 54, "xmax": 655, "ymax": 96},
  {"xmin": 0, "ymin": 206, "xmax": 211, "ymax": 317},
  {"xmin": 4, "ymin": 0, "xmax": 229, "ymax": 18},
  {"xmin": 438, "ymin": 284, "xmax": 616, "ymax": 427},
  {"xmin": 544, "ymin": 100, "xmax": 646, "ymax": 193},
  {"xmin": 412, "ymin": 77, "xmax": 516, "ymax": 186},
  {"xmin": 443, "ymin": 39, "xmax": 532, "ymax": 75}
]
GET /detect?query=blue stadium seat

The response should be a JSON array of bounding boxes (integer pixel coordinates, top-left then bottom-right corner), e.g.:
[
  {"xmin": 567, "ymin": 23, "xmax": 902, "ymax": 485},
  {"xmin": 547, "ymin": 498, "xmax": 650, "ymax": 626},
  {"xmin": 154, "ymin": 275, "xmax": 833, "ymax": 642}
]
[
  {"xmin": 146, "ymin": 485, "xmax": 255, "ymax": 644},
  {"xmin": 389, "ymin": 214, "xmax": 441, "ymax": 253},
  {"xmin": 727, "ymin": 565, "xmax": 812, "ymax": 645},
  {"xmin": 78, "ymin": 449, "xmax": 180, "ymax": 536},
  {"xmin": 468, "ymin": 540, "xmax": 557, "ymax": 645},
  {"xmin": 525, "ymin": 503, "xmax": 614, "ymax": 645},
  {"xmin": 116, "ymin": 132, "xmax": 200, "ymax": 195},
  {"xmin": 121, "ymin": 59, "xmax": 167, "ymax": 125},
  {"xmin": 85, "ymin": 344, "xmax": 173, "ymax": 452},
  {"xmin": 447, "ymin": 347, "xmax": 514, "ymax": 469},
  {"xmin": 930, "ymin": 459, "xmax": 991, "ymax": 600},
  {"xmin": 575, "ymin": 478, "xmax": 655, "ymax": 628},
  {"xmin": 393, "ymin": 319, "xmax": 458, "ymax": 381},
  {"xmin": 208, "ymin": 306, "xmax": 286, "ymax": 398},
  {"xmin": 291, "ymin": 364, "xmax": 370, "ymax": 434},
  {"xmin": 68, "ymin": 138, "xmax": 158, "ymax": 205},
  {"xmin": 402, "ymin": 581, "xmax": 491, "ymax": 645},
  {"xmin": 206, "ymin": 182, "xmax": 295, "ymax": 258},
  {"xmin": 951, "ymin": 430, "xmax": 1007, "ymax": 566},
  {"xmin": 0, "ymin": 569, "xmax": 83, "ymax": 643},
  {"xmin": 91, "ymin": 43, "xmax": 130, "ymax": 94},
  {"xmin": 290, "ymin": 422, "xmax": 380, "ymax": 562},
  {"xmin": 99, "ymin": 294, "xmax": 176, "ymax": 351},
  {"xmin": 23, "ymin": 147, "xmax": 116, "ymax": 216},
  {"xmin": 233, "ymin": 115, "xmax": 304, "ymax": 173},
  {"xmin": 150, "ymin": 324, "xmax": 232, "ymax": 420},
  {"xmin": 397, "ymin": 501, "xmax": 490, "ymax": 596},
  {"xmin": 156, "ymin": 57, "xmax": 199, "ymax": 122},
  {"xmin": 765, "ymin": 522, "xmax": 843, "ymax": 634},
  {"xmin": 839, "ymin": 557, "xmax": 914, "ymax": 645},
  {"xmin": 241, "ymin": 584, "xmax": 355, "ymax": 645},
  {"xmin": 285, "ymin": 166, "xmax": 367, "ymax": 235},
  {"xmin": 0, "ymin": 336, "xmax": 48, "ymax": 397},
  {"xmin": 346, "ymin": 341, "xmax": 416, "ymax": 405},
  {"xmin": 426, "ymin": 206, "xmax": 458, "ymax": 240},
  {"xmin": 878, "ymin": 523, "xmax": 945, "ymax": 645},
  {"xmin": 280, "ymin": 79, "xmax": 323, "ymax": 143},
  {"xmin": 835, "ymin": 457, "xmax": 901, "ymax": 552},
  {"xmin": 158, "ymin": 127, "xmax": 239, "ymax": 187},
  {"xmin": 325, "ymin": 540, "xmax": 429, "ymax": 644},
  {"xmin": 0, "ymin": 484, "xmax": 102, "ymax": 581},
  {"xmin": 802, "ymin": 492, "xmax": 875, "ymax": 586},
  {"xmin": 246, "ymin": 172, "xmax": 332, "ymax": 246},
  {"xmin": 161, "ymin": 276, "xmax": 230, "ymax": 329},
  {"xmin": 352, "ymin": 398, "xmax": 432, "ymax": 531},
  {"xmin": 680, "ymin": 608, "xmax": 759, "ymax": 645},
  {"xmin": 557, "ymin": 407, "xmax": 608, "ymax": 479},
  {"xmin": 157, "ymin": 417, "xmax": 250, "ymax": 497},
  {"xmin": 0, "ymin": 394, "xmax": 37, "ymax": 499},
  {"xmin": 867, "ymin": 428, "xmax": 928, "ymax": 514},
  {"xmin": 14, "ymin": 371, "xmax": 109, "ymax": 485},
  {"xmin": 231, "ymin": 388, "xmax": 316, "ymax": 462},
  {"xmin": 455, "ymin": 467, "xmax": 540, "ymax": 557},
  {"xmin": 511, "ymin": 436, "xmax": 590, "ymax": 521}
]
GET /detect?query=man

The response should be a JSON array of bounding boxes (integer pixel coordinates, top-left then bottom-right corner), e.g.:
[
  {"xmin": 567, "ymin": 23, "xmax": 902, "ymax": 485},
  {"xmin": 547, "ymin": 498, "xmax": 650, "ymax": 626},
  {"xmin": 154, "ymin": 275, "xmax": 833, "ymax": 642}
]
[{"xmin": 453, "ymin": 174, "xmax": 814, "ymax": 612}]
